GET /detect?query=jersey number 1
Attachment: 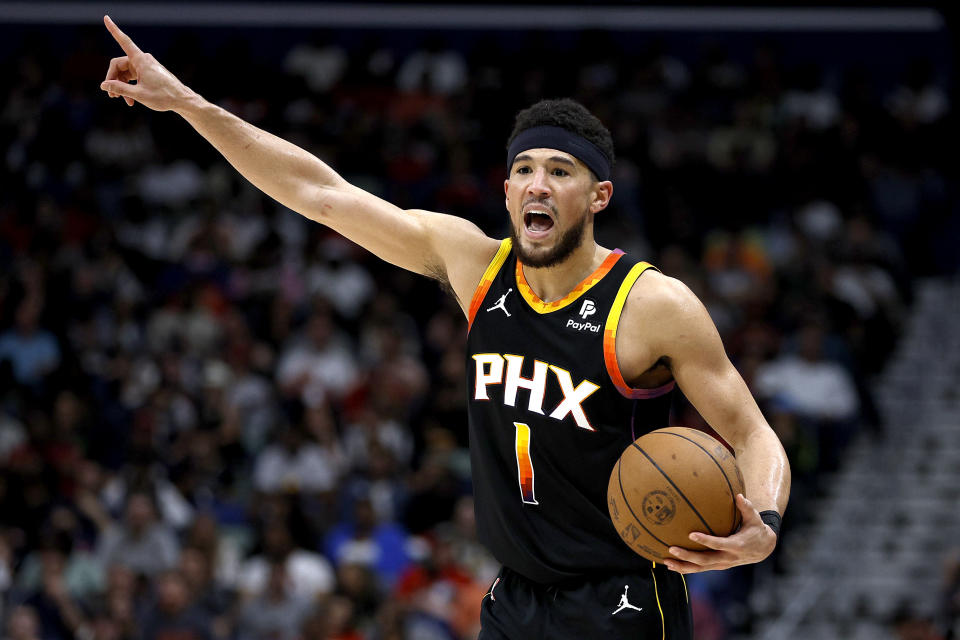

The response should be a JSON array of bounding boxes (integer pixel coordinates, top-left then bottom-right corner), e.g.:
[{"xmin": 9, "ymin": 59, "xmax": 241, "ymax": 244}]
[{"xmin": 514, "ymin": 422, "xmax": 538, "ymax": 505}]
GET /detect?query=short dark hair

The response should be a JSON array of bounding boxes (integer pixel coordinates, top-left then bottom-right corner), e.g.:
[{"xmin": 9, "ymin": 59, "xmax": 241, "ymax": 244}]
[{"xmin": 507, "ymin": 98, "xmax": 615, "ymax": 178}]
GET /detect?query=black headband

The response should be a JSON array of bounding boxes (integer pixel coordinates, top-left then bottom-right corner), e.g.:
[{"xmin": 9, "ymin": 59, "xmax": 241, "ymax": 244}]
[{"xmin": 506, "ymin": 126, "xmax": 611, "ymax": 181}]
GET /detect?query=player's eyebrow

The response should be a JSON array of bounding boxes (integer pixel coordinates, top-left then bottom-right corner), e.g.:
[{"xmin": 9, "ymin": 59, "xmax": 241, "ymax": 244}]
[{"xmin": 512, "ymin": 153, "xmax": 577, "ymax": 168}]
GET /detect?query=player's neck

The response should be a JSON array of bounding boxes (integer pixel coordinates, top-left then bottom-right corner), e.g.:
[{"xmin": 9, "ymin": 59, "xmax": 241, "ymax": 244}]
[{"xmin": 521, "ymin": 242, "xmax": 612, "ymax": 303}]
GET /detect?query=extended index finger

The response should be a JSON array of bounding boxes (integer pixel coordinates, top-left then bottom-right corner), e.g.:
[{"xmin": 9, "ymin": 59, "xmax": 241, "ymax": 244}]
[
  {"xmin": 104, "ymin": 15, "xmax": 143, "ymax": 57},
  {"xmin": 684, "ymin": 531, "xmax": 733, "ymax": 550}
]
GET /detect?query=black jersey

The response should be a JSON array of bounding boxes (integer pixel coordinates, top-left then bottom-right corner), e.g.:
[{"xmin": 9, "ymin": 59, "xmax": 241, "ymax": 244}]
[{"xmin": 465, "ymin": 238, "xmax": 676, "ymax": 584}]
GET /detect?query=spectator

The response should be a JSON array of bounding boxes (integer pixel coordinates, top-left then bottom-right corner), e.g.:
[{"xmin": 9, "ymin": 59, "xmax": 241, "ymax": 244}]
[
  {"xmin": 96, "ymin": 492, "xmax": 179, "ymax": 579},
  {"xmin": 253, "ymin": 421, "xmax": 344, "ymax": 495},
  {"xmin": 20, "ymin": 542, "xmax": 89, "ymax": 640},
  {"xmin": 332, "ymin": 563, "xmax": 382, "ymax": 630},
  {"xmin": 0, "ymin": 297, "xmax": 60, "ymax": 388},
  {"xmin": 395, "ymin": 35, "xmax": 468, "ymax": 96},
  {"xmin": 754, "ymin": 321, "xmax": 860, "ymax": 422},
  {"xmin": 885, "ymin": 59, "xmax": 950, "ymax": 125},
  {"xmin": 298, "ymin": 595, "xmax": 364, "ymax": 640},
  {"xmin": 15, "ymin": 523, "xmax": 103, "ymax": 608},
  {"xmin": 754, "ymin": 321, "xmax": 860, "ymax": 471},
  {"xmin": 238, "ymin": 522, "xmax": 335, "ymax": 602},
  {"xmin": 140, "ymin": 570, "xmax": 211, "ymax": 640},
  {"xmin": 100, "ymin": 462, "xmax": 194, "ymax": 532},
  {"xmin": 780, "ymin": 63, "xmax": 841, "ymax": 130},
  {"xmin": 339, "ymin": 440, "xmax": 407, "ymax": 526},
  {"xmin": 182, "ymin": 513, "xmax": 243, "ymax": 592},
  {"xmin": 275, "ymin": 305, "xmax": 360, "ymax": 407},
  {"xmin": 394, "ymin": 528, "xmax": 485, "ymax": 640},
  {"xmin": 4, "ymin": 605, "xmax": 42, "ymax": 640},
  {"xmin": 282, "ymin": 35, "xmax": 348, "ymax": 94},
  {"xmin": 444, "ymin": 497, "xmax": 499, "ymax": 588},
  {"xmin": 403, "ymin": 431, "xmax": 466, "ymax": 534},
  {"xmin": 236, "ymin": 560, "xmax": 313, "ymax": 640},
  {"xmin": 70, "ymin": 460, "xmax": 115, "ymax": 544},
  {"xmin": 86, "ymin": 614, "xmax": 124, "ymax": 640},
  {"xmin": 95, "ymin": 565, "xmax": 140, "ymax": 640},
  {"xmin": 342, "ymin": 407, "xmax": 412, "ymax": 475},
  {"xmin": 221, "ymin": 340, "xmax": 278, "ymax": 454},
  {"xmin": 0, "ymin": 410, "xmax": 28, "ymax": 464},
  {"xmin": 304, "ymin": 238, "xmax": 376, "ymax": 320},
  {"xmin": 178, "ymin": 547, "xmax": 234, "ymax": 639},
  {"xmin": 325, "ymin": 497, "xmax": 411, "ymax": 589}
]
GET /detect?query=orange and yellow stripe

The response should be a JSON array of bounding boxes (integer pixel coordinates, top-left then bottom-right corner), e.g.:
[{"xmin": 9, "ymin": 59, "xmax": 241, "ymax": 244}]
[
  {"xmin": 516, "ymin": 249, "xmax": 624, "ymax": 314},
  {"xmin": 467, "ymin": 238, "xmax": 513, "ymax": 331},
  {"xmin": 603, "ymin": 261, "xmax": 677, "ymax": 399},
  {"xmin": 514, "ymin": 422, "xmax": 537, "ymax": 504}
]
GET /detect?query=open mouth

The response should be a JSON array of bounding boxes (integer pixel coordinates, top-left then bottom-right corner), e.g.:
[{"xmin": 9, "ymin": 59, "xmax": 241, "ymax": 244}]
[{"xmin": 523, "ymin": 209, "xmax": 555, "ymax": 234}]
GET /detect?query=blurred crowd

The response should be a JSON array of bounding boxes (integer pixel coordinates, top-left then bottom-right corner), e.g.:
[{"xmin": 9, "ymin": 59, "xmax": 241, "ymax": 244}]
[{"xmin": 0, "ymin": 23, "xmax": 954, "ymax": 640}]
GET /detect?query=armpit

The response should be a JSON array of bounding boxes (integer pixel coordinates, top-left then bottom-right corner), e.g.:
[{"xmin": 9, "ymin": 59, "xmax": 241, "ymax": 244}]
[{"xmin": 425, "ymin": 262, "xmax": 461, "ymax": 305}]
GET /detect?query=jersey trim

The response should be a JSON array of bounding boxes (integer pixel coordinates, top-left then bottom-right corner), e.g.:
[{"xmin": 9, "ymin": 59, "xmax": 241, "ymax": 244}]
[
  {"xmin": 651, "ymin": 562, "xmax": 666, "ymax": 640},
  {"xmin": 515, "ymin": 249, "xmax": 624, "ymax": 314},
  {"xmin": 467, "ymin": 238, "xmax": 513, "ymax": 331},
  {"xmin": 603, "ymin": 261, "xmax": 677, "ymax": 399}
]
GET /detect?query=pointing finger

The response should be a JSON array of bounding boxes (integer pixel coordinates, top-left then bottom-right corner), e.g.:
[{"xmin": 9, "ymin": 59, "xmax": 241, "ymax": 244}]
[{"xmin": 104, "ymin": 15, "xmax": 143, "ymax": 58}]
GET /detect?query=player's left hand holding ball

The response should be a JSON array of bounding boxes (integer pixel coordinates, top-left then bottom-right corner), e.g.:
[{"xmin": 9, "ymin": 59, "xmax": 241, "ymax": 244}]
[
  {"xmin": 664, "ymin": 494, "xmax": 778, "ymax": 574},
  {"xmin": 99, "ymin": 15, "xmax": 195, "ymax": 112}
]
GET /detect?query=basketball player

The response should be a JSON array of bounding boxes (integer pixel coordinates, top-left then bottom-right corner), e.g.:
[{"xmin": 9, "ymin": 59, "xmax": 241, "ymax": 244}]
[{"xmin": 100, "ymin": 16, "xmax": 790, "ymax": 639}]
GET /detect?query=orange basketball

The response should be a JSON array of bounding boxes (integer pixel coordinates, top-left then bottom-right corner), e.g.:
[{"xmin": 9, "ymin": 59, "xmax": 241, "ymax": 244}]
[{"xmin": 607, "ymin": 426, "xmax": 744, "ymax": 563}]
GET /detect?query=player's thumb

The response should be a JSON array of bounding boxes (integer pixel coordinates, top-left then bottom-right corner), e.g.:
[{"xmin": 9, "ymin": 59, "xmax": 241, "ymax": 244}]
[{"xmin": 100, "ymin": 80, "xmax": 140, "ymax": 101}]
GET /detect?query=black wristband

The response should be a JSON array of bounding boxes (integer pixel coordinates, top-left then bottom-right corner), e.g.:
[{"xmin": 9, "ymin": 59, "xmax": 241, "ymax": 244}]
[{"xmin": 759, "ymin": 510, "xmax": 782, "ymax": 538}]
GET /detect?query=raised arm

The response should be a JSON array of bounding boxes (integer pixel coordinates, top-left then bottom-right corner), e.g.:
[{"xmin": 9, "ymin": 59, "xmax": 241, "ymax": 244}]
[
  {"xmin": 617, "ymin": 272, "xmax": 791, "ymax": 573},
  {"xmin": 98, "ymin": 16, "xmax": 499, "ymax": 308}
]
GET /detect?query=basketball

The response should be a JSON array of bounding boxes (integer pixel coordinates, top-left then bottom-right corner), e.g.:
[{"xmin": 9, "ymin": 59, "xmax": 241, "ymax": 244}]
[{"xmin": 607, "ymin": 427, "xmax": 745, "ymax": 563}]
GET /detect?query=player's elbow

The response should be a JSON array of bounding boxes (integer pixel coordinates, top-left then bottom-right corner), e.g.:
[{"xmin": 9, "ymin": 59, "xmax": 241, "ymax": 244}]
[{"xmin": 299, "ymin": 183, "xmax": 345, "ymax": 224}]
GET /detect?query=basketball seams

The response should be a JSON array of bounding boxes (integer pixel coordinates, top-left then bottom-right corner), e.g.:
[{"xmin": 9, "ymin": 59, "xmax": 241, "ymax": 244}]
[
  {"xmin": 616, "ymin": 452, "xmax": 672, "ymax": 555},
  {"xmin": 651, "ymin": 429, "xmax": 742, "ymax": 532},
  {"xmin": 609, "ymin": 427, "xmax": 744, "ymax": 562},
  {"xmin": 631, "ymin": 443, "xmax": 717, "ymax": 536}
]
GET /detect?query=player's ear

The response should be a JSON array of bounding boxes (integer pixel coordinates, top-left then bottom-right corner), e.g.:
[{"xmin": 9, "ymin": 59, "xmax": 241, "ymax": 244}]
[
  {"xmin": 504, "ymin": 179, "xmax": 511, "ymax": 208},
  {"xmin": 590, "ymin": 181, "xmax": 613, "ymax": 214}
]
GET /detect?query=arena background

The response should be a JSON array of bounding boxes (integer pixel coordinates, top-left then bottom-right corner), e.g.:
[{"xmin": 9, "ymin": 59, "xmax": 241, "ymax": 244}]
[{"xmin": 0, "ymin": 3, "xmax": 956, "ymax": 639}]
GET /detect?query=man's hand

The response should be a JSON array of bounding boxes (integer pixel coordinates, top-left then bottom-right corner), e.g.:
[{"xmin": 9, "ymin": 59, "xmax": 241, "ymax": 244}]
[
  {"xmin": 99, "ymin": 15, "xmax": 194, "ymax": 111},
  {"xmin": 663, "ymin": 494, "xmax": 777, "ymax": 574}
]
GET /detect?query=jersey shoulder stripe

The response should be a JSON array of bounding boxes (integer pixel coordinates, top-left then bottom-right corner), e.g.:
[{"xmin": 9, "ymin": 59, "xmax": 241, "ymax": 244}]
[
  {"xmin": 467, "ymin": 237, "xmax": 512, "ymax": 330},
  {"xmin": 603, "ymin": 261, "xmax": 676, "ymax": 399},
  {"xmin": 515, "ymin": 249, "xmax": 624, "ymax": 314}
]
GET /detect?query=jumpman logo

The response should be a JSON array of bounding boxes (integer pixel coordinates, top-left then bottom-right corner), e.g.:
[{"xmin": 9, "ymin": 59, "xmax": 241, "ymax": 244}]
[
  {"xmin": 612, "ymin": 585, "xmax": 643, "ymax": 615},
  {"xmin": 487, "ymin": 288, "xmax": 513, "ymax": 317}
]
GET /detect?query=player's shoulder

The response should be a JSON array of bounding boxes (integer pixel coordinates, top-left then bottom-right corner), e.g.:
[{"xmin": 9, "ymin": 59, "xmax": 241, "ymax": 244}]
[
  {"xmin": 620, "ymin": 269, "xmax": 718, "ymax": 351},
  {"xmin": 405, "ymin": 208, "xmax": 500, "ymax": 272},
  {"xmin": 413, "ymin": 209, "xmax": 501, "ymax": 256},
  {"xmin": 625, "ymin": 268, "xmax": 701, "ymax": 317},
  {"xmin": 411, "ymin": 208, "xmax": 503, "ymax": 307}
]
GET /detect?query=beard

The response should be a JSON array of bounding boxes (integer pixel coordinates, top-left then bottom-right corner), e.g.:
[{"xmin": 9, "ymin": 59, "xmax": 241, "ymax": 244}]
[{"xmin": 509, "ymin": 210, "xmax": 588, "ymax": 269}]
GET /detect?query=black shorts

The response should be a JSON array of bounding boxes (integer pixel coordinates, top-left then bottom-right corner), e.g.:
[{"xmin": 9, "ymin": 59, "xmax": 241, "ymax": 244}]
[{"xmin": 479, "ymin": 564, "xmax": 692, "ymax": 640}]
